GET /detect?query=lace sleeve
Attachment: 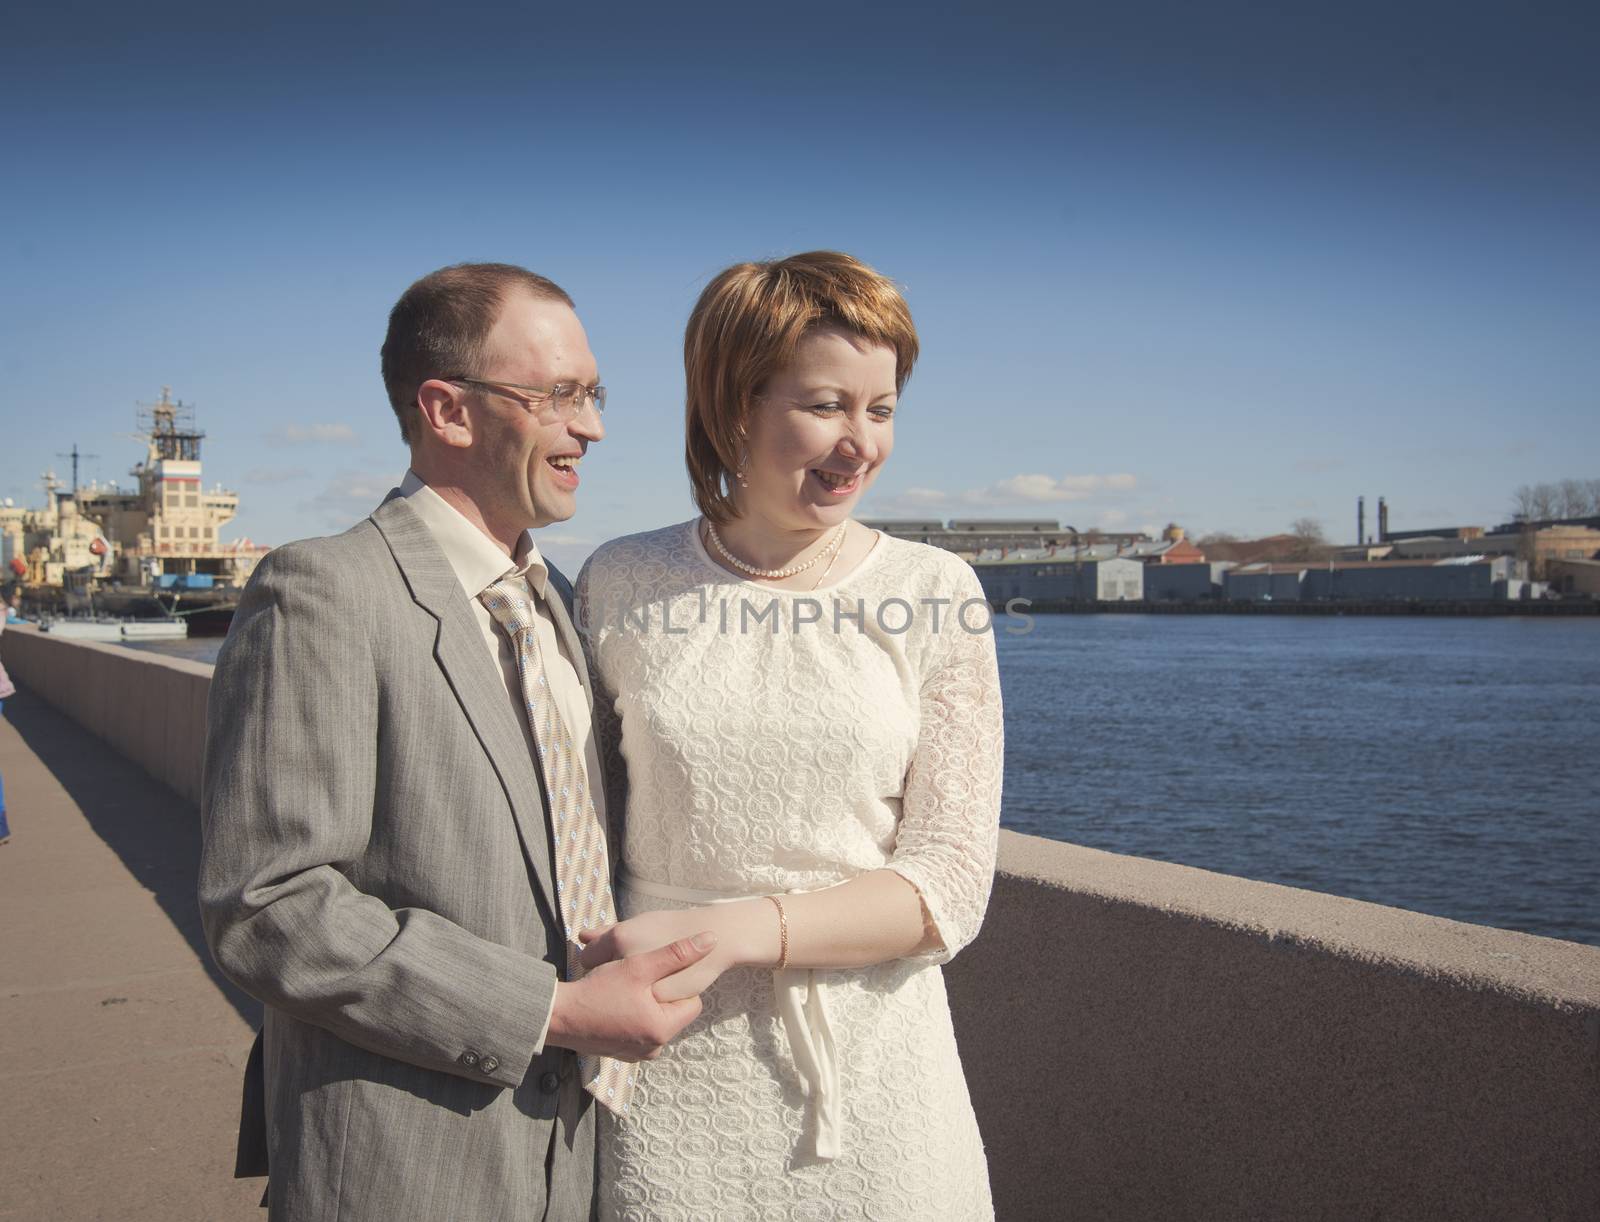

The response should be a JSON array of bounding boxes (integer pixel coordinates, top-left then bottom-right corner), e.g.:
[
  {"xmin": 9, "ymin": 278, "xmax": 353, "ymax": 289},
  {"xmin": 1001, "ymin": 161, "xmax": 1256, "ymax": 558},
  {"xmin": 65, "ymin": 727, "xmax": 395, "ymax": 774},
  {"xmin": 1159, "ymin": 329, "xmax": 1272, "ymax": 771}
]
[
  {"xmin": 886, "ymin": 565, "xmax": 1004, "ymax": 964},
  {"xmin": 574, "ymin": 558, "xmax": 630, "ymax": 856}
]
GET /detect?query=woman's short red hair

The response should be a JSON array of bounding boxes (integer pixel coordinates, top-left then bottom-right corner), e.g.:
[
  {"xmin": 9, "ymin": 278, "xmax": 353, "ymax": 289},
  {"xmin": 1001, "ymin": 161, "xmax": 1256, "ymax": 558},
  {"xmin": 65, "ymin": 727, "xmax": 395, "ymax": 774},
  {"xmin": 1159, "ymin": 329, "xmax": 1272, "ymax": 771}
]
[{"xmin": 684, "ymin": 251, "xmax": 919, "ymax": 523}]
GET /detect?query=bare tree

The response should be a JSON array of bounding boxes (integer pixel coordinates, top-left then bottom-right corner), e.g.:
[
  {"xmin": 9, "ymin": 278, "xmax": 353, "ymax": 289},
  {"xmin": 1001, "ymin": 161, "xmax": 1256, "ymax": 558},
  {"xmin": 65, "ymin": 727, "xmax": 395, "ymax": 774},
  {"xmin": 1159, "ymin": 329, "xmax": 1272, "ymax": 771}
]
[
  {"xmin": 1557, "ymin": 478, "xmax": 1589, "ymax": 518},
  {"xmin": 1287, "ymin": 517, "xmax": 1326, "ymax": 561},
  {"xmin": 1588, "ymin": 479, "xmax": 1600, "ymax": 516},
  {"xmin": 1531, "ymin": 483, "xmax": 1559, "ymax": 520},
  {"xmin": 1511, "ymin": 484, "xmax": 1539, "ymax": 522}
]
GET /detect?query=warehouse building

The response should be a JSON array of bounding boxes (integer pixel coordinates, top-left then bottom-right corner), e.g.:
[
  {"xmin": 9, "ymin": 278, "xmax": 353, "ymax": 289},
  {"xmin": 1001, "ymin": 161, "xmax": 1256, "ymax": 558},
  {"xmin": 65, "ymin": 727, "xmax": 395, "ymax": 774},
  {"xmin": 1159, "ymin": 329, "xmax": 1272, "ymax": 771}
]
[
  {"xmin": 1299, "ymin": 557, "xmax": 1522, "ymax": 602},
  {"xmin": 862, "ymin": 519, "xmax": 1151, "ymax": 556},
  {"xmin": 1144, "ymin": 561, "xmax": 1234, "ymax": 601},
  {"xmin": 1547, "ymin": 558, "xmax": 1600, "ymax": 596},
  {"xmin": 1224, "ymin": 566, "xmax": 1307, "ymax": 602},
  {"xmin": 971, "ymin": 555, "xmax": 1145, "ymax": 603}
]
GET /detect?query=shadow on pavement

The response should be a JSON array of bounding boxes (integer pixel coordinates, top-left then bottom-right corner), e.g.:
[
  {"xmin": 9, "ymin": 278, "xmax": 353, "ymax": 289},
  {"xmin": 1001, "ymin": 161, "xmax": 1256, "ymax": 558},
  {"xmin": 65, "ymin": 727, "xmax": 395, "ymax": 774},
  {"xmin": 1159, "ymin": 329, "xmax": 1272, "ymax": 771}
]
[{"xmin": 5, "ymin": 687, "xmax": 262, "ymax": 1030}]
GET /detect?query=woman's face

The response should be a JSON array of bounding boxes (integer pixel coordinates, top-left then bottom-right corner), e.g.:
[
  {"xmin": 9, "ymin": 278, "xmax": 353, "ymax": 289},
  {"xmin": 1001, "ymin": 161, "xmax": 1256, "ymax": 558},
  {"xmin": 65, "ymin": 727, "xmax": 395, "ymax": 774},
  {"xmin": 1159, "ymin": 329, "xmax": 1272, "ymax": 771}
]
[{"xmin": 736, "ymin": 326, "xmax": 898, "ymax": 532}]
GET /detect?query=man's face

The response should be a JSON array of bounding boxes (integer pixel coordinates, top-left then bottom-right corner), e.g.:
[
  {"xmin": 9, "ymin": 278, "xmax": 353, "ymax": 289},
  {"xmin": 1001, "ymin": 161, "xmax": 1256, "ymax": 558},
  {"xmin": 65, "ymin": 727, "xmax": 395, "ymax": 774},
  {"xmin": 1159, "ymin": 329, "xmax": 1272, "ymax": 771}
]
[{"xmin": 464, "ymin": 291, "xmax": 604, "ymax": 530}]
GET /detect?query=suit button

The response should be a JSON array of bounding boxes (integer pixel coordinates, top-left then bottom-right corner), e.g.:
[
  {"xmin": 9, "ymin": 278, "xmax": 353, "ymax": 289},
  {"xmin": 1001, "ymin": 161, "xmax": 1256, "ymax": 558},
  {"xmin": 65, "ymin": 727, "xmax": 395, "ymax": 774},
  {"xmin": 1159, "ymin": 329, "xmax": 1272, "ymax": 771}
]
[
  {"xmin": 459, "ymin": 1050, "xmax": 480, "ymax": 1069},
  {"xmin": 479, "ymin": 1054, "xmax": 500, "ymax": 1074},
  {"xmin": 539, "ymin": 1071, "xmax": 561, "ymax": 1094}
]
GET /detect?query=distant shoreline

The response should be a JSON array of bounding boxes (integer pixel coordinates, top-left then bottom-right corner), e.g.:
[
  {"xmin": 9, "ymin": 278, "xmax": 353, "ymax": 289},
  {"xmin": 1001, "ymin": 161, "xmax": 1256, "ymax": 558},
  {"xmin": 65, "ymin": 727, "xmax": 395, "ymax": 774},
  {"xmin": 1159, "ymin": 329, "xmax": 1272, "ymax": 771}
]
[{"xmin": 996, "ymin": 599, "xmax": 1599, "ymax": 617}]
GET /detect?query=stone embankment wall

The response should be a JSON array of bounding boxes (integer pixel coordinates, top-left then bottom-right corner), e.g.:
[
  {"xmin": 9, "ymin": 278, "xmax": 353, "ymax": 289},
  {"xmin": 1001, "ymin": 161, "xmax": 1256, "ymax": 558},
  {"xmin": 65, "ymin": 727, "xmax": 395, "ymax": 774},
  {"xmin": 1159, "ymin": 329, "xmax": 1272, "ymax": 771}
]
[
  {"xmin": 5, "ymin": 624, "xmax": 1598, "ymax": 1219},
  {"xmin": 3, "ymin": 626, "xmax": 212, "ymax": 804},
  {"xmin": 948, "ymin": 835, "xmax": 1599, "ymax": 1219}
]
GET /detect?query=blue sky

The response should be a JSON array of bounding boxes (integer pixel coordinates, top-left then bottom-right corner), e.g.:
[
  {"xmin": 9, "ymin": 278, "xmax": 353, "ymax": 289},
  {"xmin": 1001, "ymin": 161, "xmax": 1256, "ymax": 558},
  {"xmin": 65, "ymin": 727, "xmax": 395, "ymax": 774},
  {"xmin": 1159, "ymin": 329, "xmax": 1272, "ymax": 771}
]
[{"xmin": 3, "ymin": 1, "xmax": 1595, "ymax": 574}]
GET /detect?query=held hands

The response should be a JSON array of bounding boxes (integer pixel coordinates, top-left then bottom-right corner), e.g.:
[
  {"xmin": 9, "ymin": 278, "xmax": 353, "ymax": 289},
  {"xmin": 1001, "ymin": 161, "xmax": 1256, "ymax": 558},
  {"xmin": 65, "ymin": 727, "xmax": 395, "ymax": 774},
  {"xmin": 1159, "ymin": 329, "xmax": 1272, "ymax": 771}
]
[
  {"xmin": 579, "ymin": 900, "xmax": 781, "ymax": 1003},
  {"xmin": 546, "ymin": 933, "xmax": 719, "ymax": 1061}
]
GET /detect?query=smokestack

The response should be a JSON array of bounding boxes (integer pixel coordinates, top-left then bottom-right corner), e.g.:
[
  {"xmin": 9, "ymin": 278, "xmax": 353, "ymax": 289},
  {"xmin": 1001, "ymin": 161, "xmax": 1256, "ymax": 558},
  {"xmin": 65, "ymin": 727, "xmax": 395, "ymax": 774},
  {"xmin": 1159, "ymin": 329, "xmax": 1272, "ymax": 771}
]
[
  {"xmin": 1358, "ymin": 496, "xmax": 1366, "ymax": 547},
  {"xmin": 1378, "ymin": 497, "xmax": 1388, "ymax": 542}
]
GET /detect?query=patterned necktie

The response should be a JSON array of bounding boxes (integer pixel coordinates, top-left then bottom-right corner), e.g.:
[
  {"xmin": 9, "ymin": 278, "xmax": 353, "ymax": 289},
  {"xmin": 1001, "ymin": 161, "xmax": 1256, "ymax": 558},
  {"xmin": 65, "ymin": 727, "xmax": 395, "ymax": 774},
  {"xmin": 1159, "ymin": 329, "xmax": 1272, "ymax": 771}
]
[{"xmin": 480, "ymin": 576, "xmax": 635, "ymax": 1116}]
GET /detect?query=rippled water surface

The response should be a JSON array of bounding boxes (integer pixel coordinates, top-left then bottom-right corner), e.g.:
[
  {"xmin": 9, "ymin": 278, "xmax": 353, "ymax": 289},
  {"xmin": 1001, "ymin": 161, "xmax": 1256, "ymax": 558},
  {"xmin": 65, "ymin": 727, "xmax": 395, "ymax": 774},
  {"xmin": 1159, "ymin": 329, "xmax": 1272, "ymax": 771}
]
[
  {"xmin": 135, "ymin": 615, "xmax": 1600, "ymax": 945},
  {"xmin": 993, "ymin": 614, "xmax": 1599, "ymax": 946}
]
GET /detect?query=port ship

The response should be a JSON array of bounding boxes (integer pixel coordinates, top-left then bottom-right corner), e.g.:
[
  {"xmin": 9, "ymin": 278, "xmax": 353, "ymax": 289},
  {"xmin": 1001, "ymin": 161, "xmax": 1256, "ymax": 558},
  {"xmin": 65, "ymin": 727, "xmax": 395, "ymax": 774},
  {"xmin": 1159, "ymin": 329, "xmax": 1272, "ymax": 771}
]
[{"xmin": 1, "ymin": 388, "xmax": 268, "ymax": 635}]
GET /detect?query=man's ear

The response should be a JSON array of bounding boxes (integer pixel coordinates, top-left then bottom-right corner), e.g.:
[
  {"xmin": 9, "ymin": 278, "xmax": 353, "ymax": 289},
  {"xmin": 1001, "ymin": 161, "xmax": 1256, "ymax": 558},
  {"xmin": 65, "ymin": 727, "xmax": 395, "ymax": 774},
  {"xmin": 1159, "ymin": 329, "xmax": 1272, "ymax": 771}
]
[{"xmin": 415, "ymin": 379, "xmax": 474, "ymax": 450}]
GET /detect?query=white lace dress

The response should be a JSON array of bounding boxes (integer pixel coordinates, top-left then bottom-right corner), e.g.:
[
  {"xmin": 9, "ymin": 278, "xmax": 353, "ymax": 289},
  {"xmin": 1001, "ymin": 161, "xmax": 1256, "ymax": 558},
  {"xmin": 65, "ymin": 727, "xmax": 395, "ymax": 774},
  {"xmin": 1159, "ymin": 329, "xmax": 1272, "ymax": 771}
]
[{"xmin": 576, "ymin": 520, "xmax": 1003, "ymax": 1222}]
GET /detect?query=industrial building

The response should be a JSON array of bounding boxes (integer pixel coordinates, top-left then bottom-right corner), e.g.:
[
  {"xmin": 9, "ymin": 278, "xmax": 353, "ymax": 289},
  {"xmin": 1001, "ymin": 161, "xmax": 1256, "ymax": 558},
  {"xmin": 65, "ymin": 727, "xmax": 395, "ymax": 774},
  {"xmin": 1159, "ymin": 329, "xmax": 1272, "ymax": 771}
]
[
  {"xmin": 1225, "ymin": 557, "xmax": 1532, "ymax": 604},
  {"xmin": 1144, "ymin": 562, "xmax": 1234, "ymax": 601},
  {"xmin": 875, "ymin": 514, "xmax": 1579, "ymax": 609},
  {"xmin": 971, "ymin": 555, "xmax": 1144, "ymax": 603},
  {"xmin": 862, "ymin": 519, "xmax": 1151, "ymax": 556},
  {"xmin": 1547, "ymin": 558, "xmax": 1600, "ymax": 596},
  {"xmin": 1301, "ymin": 557, "xmax": 1525, "ymax": 602},
  {"xmin": 1347, "ymin": 496, "xmax": 1599, "ymax": 580},
  {"xmin": 1223, "ymin": 566, "xmax": 1307, "ymax": 602}
]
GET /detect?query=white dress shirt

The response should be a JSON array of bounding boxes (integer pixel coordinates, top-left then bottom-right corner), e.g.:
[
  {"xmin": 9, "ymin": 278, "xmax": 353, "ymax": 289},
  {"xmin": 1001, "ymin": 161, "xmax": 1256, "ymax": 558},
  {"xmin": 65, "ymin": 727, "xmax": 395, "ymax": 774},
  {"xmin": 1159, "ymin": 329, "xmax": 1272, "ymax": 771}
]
[{"xmin": 400, "ymin": 470, "xmax": 606, "ymax": 1052}]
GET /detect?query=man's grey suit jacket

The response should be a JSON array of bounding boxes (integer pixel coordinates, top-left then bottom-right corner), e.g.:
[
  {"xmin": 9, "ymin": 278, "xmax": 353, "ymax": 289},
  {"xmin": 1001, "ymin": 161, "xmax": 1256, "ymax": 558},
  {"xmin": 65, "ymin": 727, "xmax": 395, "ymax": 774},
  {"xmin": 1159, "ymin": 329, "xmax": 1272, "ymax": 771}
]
[{"xmin": 200, "ymin": 494, "xmax": 597, "ymax": 1221}]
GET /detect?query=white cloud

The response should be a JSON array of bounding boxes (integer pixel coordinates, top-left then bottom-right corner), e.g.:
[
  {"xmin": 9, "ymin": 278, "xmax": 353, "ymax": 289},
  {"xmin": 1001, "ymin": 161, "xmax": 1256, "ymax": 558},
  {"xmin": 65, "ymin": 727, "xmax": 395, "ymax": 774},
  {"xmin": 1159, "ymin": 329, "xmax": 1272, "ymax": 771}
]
[
  {"xmin": 991, "ymin": 474, "xmax": 1066, "ymax": 502},
  {"xmin": 243, "ymin": 466, "xmax": 310, "ymax": 484},
  {"xmin": 869, "ymin": 472, "xmax": 1139, "ymax": 515},
  {"xmin": 1098, "ymin": 509, "xmax": 1129, "ymax": 527},
  {"xmin": 863, "ymin": 487, "xmax": 953, "ymax": 512},
  {"xmin": 269, "ymin": 423, "xmax": 360, "ymax": 446},
  {"xmin": 305, "ymin": 470, "xmax": 400, "ymax": 527},
  {"xmin": 896, "ymin": 487, "xmax": 954, "ymax": 505},
  {"xmin": 990, "ymin": 472, "xmax": 1138, "ymax": 502}
]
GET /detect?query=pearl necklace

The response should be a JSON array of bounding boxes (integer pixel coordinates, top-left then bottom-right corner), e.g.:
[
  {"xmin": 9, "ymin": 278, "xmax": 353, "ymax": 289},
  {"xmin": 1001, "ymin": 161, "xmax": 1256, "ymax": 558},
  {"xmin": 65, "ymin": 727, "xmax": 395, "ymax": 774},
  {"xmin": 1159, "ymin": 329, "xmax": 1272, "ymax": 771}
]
[{"xmin": 706, "ymin": 520, "xmax": 847, "ymax": 580}]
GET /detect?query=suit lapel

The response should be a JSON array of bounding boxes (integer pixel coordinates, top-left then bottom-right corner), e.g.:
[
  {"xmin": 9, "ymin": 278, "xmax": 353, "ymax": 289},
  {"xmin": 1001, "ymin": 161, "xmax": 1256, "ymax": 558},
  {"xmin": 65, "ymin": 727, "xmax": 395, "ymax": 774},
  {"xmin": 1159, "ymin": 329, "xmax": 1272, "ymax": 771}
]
[{"xmin": 370, "ymin": 494, "xmax": 559, "ymax": 921}]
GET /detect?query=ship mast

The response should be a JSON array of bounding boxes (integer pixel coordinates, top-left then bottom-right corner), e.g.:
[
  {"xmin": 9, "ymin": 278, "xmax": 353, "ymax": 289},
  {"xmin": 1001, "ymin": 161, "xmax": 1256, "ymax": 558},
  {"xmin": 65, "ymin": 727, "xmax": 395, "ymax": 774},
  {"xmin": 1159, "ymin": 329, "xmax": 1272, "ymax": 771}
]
[
  {"xmin": 55, "ymin": 444, "xmax": 99, "ymax": 495},
  {"xmin": 138, "ymin": 386, "xmax": 205, "ymax": 463}
]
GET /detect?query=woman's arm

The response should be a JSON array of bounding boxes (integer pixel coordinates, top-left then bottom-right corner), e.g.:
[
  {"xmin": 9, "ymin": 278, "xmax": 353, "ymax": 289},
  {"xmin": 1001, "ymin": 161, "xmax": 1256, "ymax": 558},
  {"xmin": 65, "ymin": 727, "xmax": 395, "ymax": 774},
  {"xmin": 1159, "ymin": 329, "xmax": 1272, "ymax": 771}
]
[{"xmin": 579, "ymin": 869, "xmax": 929, "ymax": 1000}]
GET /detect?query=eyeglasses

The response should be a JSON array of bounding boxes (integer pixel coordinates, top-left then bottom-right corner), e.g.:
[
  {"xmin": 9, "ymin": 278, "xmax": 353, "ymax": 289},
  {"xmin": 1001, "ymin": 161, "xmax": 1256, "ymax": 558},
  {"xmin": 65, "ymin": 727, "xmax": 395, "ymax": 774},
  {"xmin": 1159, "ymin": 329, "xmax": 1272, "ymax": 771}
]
[{"xmin": 446, "ymin": 377, "xmax": 606, "ymax": 421}]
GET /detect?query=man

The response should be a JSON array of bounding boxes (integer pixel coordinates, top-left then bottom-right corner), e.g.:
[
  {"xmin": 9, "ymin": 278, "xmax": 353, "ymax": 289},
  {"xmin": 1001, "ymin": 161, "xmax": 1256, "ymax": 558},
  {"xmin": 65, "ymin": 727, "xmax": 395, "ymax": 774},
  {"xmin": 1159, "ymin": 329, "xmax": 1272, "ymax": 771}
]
[{"xmin": 200, "ymin": 263, "xmax": 712, "ymax": 1219}]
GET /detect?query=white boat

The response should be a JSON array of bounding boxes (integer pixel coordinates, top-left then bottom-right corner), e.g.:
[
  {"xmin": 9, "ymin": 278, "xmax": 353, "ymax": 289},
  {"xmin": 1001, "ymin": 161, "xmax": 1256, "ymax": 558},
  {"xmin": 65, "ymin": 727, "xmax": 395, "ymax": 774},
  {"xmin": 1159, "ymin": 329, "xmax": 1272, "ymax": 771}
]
[
  {"xmin": 120, "ymin": 619, "xmax": 189, "ymax": 640},
  {"xmin": 40, "ymin": 618, "xmax": 189, "ymax": 641},
  {"xmin": 40, "ymin": 619, "xmax": 124, "ymax": 641}
]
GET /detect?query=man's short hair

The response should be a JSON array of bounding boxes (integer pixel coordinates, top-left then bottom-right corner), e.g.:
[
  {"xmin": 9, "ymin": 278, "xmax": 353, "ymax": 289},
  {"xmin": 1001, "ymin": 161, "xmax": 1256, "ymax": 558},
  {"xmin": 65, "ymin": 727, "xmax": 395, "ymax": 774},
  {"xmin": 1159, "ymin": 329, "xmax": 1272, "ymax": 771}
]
[
  {"xmin": 683, "ymin": 250, "xmax": 919, "ymax": 524},
  {"xmin": 381, "ymin": 263, "xmax": 574, "ymax": 444}
]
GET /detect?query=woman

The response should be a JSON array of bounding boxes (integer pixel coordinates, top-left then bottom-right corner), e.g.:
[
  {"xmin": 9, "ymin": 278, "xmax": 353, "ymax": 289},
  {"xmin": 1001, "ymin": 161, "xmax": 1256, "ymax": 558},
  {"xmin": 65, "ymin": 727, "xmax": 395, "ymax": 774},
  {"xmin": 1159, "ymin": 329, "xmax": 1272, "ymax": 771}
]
[
  {"xmin": 576, "ymin": 251, "xmax": 1003, "ymax": 1220},
  {"xmin": 0, "ymin": 588, "xmax": 17, "ymax": 845}
]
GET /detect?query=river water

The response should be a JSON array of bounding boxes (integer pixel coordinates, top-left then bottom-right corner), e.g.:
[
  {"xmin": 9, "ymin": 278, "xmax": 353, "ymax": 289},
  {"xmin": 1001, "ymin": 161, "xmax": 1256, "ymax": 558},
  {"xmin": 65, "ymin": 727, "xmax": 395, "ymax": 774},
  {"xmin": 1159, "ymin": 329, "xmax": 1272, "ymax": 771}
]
[
  {"xmin": 994, "ymin": 614, "xmax": 1598, "ymax": 946},
  {"xmin": 131, "ymin": 615, "xmax": 1600, "ymax": 946}
]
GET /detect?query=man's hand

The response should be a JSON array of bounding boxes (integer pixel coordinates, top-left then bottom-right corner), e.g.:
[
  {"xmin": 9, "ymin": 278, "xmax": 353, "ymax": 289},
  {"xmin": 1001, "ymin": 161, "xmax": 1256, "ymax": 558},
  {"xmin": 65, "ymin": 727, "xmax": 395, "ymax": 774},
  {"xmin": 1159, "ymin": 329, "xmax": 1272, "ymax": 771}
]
[
  {"xmin": 578, "ymin": 901, "xmax": 781, "ymax": 1003},
  {"xmin": 545, "ymin": 933, "xmax": 718, "ymax": 1061}
]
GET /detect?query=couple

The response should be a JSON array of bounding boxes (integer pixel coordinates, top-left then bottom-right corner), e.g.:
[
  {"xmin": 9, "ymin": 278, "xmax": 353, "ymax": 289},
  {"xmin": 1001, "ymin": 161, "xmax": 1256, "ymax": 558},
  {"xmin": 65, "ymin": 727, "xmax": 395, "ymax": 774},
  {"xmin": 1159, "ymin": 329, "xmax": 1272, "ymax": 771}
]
[{"xmin": 199, "ymin": 253, "xmax": 1004, "ymax": 1221}]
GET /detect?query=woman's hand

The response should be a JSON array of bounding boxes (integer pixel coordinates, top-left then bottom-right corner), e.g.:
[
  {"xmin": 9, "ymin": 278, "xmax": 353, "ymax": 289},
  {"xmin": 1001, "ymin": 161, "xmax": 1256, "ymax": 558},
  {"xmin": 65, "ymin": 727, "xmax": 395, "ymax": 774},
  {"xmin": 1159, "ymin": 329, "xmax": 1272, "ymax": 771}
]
[{"xmin": 579, "ymin": 900, "xmax": 780, "ymax": 1002}]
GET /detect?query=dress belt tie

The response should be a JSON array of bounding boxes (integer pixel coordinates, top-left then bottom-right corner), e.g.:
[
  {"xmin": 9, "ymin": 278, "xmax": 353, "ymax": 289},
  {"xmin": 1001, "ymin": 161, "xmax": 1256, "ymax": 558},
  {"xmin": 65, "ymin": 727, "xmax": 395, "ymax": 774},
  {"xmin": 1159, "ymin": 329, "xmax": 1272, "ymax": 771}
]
[{"xmin": 617, "ymin": 870, "xmax": 842, "ymax": 1162}]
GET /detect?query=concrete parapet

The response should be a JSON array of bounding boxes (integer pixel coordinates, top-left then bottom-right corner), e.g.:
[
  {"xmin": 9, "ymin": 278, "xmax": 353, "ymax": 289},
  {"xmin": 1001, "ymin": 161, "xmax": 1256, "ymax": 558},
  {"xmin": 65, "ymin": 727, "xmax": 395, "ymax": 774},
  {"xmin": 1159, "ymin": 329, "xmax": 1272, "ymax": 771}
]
[
  {"xmin": 1, "ymin": 625, "xmax": 212, "ymax": 804},
  {"xmin": 948, "ymin": 833, "xmax": 1600, "ymax": 1219},
  {"xmin": 4, "ymin": 628, "xmax": 1598, "ymax": 1217}
]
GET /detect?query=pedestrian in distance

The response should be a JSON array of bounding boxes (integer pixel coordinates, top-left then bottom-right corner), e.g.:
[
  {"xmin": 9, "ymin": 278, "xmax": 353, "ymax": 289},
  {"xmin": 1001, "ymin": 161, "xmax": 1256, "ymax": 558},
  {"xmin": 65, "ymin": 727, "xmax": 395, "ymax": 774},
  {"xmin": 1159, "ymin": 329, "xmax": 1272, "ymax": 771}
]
[{"xmin": 0, "ymin": 588, "xmax": 16, "ymax": 845}]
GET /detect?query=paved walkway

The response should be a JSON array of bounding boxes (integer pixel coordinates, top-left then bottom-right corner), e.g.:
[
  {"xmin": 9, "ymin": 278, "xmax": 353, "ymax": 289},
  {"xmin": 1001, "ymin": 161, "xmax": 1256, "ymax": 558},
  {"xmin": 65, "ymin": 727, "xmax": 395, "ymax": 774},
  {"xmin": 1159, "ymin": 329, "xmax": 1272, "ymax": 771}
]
[{"xmin": 0, "ymin": 687, "xmax": 263, "ymax": 1220}]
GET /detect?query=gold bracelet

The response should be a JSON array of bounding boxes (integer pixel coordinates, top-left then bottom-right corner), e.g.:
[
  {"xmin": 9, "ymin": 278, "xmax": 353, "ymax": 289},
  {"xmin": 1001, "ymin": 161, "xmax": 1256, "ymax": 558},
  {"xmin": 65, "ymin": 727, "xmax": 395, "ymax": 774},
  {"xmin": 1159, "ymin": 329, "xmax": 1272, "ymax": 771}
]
[{"xmin": 765, "ymin": 894, "xmax": 789, "ymax": 970}]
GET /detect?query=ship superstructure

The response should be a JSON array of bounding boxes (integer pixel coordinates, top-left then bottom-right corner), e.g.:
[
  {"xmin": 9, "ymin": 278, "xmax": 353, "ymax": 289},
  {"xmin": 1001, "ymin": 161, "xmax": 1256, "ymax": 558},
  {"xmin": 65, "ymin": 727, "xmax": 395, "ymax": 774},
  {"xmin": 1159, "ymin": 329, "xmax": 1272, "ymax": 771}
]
[
  {"xmin": 4, "ymin": 388, "xmax": 268, "ymax": 589},
  {"xmin": 0, "ymin": 471, "xmax": 111, "ymax": 586}
]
